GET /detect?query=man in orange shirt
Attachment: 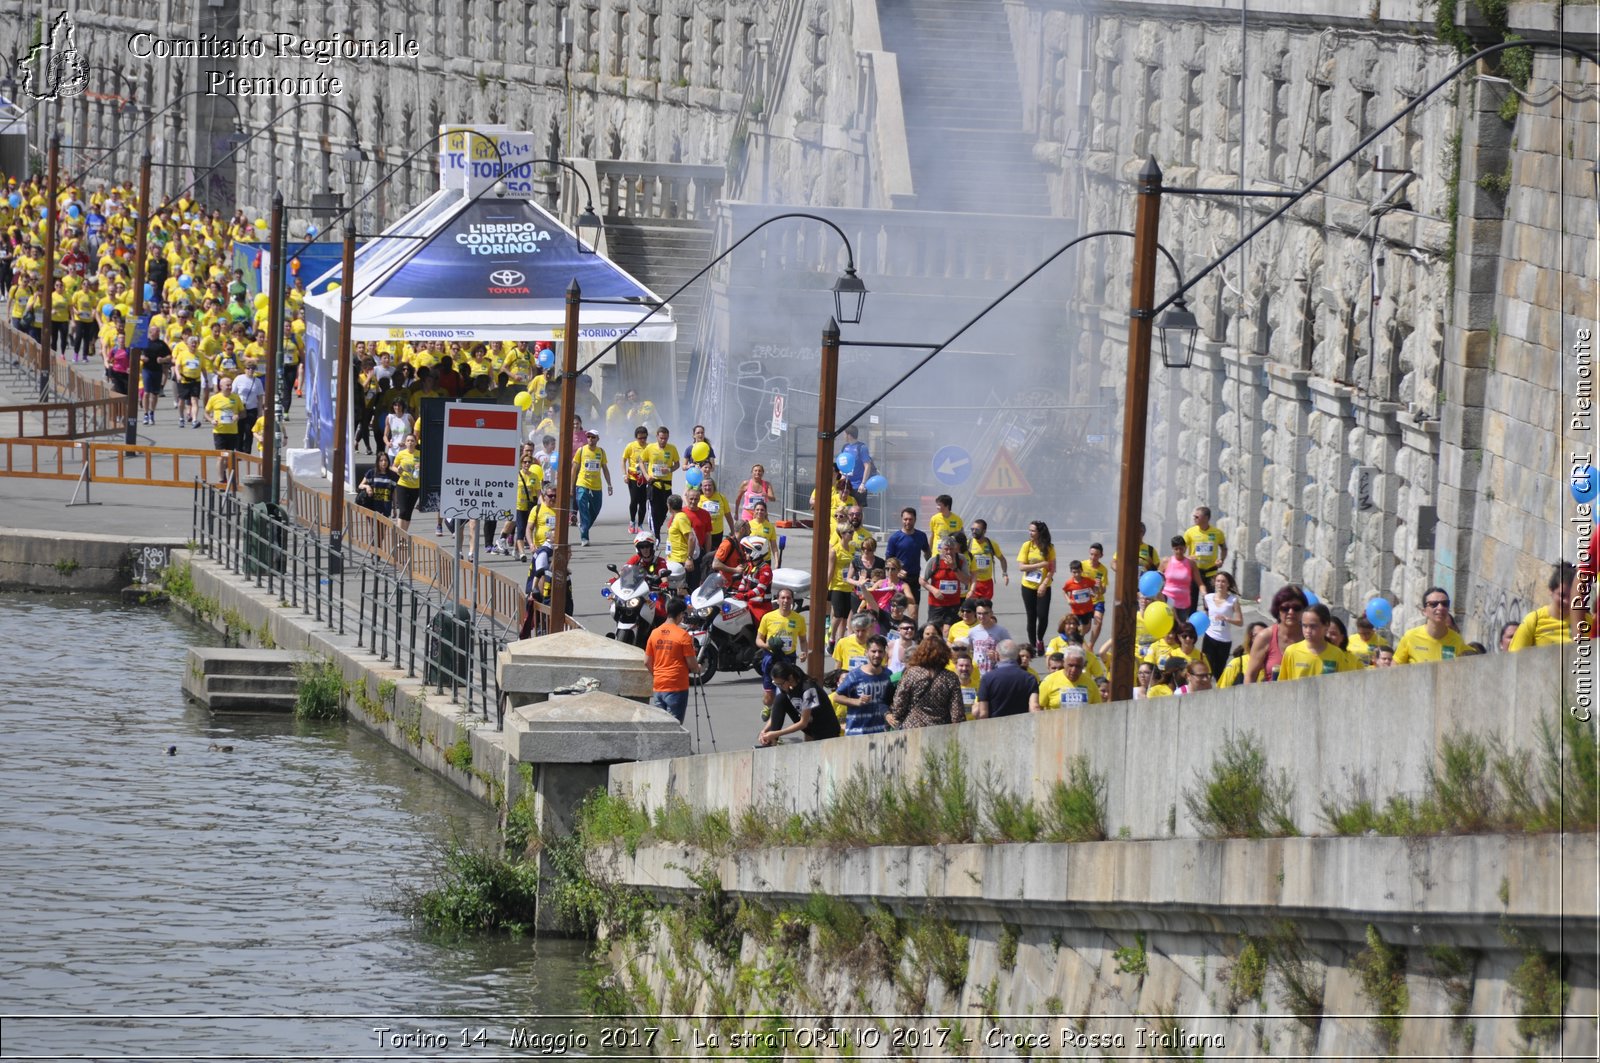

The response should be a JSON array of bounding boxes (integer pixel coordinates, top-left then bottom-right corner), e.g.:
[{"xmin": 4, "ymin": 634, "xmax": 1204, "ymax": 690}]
[{"xmin": 644, "ymin": 598, "xmax": 701, "ymax": 722}]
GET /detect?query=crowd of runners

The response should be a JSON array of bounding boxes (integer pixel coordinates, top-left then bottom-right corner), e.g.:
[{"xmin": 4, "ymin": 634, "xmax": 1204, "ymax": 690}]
[{"xmin": 4, "ymin": 169, "xmax": 1587, "ymax": 744}]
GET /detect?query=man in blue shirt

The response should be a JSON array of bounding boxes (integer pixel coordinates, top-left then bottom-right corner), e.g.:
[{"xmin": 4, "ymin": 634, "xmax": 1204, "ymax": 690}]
[
  {"xmin": 885, "ymin": 507, "xmax": 931, "ymax": 605},
  {"xmin": 834, "ymin": 635, "xmax": 892, "ymax": 735},
  {"xmin": 839, "ymin": 425, "xmax": 873, "ymax": 493}
]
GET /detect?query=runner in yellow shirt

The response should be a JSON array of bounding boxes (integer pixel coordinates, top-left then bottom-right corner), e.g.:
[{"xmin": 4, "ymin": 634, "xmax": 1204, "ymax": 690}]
[
  {"xmin": 1039, "ymin": 647, "xmax": 1102, "ymax": 707},
  {"xmin": 1394, "ymin": 587, "xmax": 1470, "ymax": 664},
  {"xmin": 1183, "ymin": 506, "xmax": 1227, "ymax": 587},
  {"xmin": 929, "ymin": 494, "xmax": 964, "ymax": 547},
  {"xmin": 620, "ymin": 425, "xmax": 651, "ymax": 536},
  {"xmin": 203, "ymin": 376, "xmax": 245, "ymax": 453},
  {"xmin": 643, "ymin": 427, "xmax": 680, "ymax": 538},
  {"xmin": 571, "ymin": 430, "xmax": 612, "ymax": 546},
  {"xmin": 1277, "ymin": 604, "xmax": 1362, "ymax": 680},
  {"xmin": 1509, "ymin": 563, "xmax": 1582, "ymax": 650}
]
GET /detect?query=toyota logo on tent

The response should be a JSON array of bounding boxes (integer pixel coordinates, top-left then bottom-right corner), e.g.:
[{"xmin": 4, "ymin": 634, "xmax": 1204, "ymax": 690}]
[{"xmin": 487, "ymin": 268, "xmax": 530, "ymax": 295}]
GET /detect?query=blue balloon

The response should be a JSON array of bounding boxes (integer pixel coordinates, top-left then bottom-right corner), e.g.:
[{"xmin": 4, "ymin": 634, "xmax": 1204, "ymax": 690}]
[
  {"xmin": 100, "ymin": 305, "xmax": 113, "ymax": 318},
  {"xmin": 178, "ymin": 274, "xmax": 193, "ymax": 289},
  {"xmin": 1572, "ymin": 465, "xmax": 1598, "ymax": 504},
  {"xmin": 305, "ymin": 223, "xmax": 319, "ymax": 238},
  {"xmin": 1304, "ymin": 588, "xmax": 1320, "ymax": 606},
  {"xmin": 537, "ymin": 349, "xmax": 555, "ymax": 369},
  {"xmin": 863, "ymin": 474, "xmax": 888, "ymax": 494},
  {"xmin": 6, "ymin": 193, "xmax": 19, "ymax": 208},
  {"xmin": 39, "ymin": 206, "xmax": 48, "ymax": 218},
  {"xmin": 66, "ymin": 203, "xmax": 81, "ymax": 219},
  {"xmin": 1189, "ymin": 610, "xmax": 1208, "ymax": 633},
  {"xmin": 143, "ymin": 283, "xmax": 155, "ymax": 301},
  {"xmin": 685, "ymin": 468, "xmax": 703, "ymax": 488},
  {"xmin": 836, "ymin": 450, "xmax": 856, "ymax": 475},
  {"xmin": 1365, "ymin": 597, "xmax": 1393, "ymax": 629},
  {"xmin": 1138, "ymin": 570, "xmax": 1165, "ymax": 598}
]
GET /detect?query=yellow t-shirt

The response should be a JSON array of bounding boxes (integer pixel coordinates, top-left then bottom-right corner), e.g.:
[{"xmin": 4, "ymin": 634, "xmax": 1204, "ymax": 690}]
[
  {"xmin": 1510, "ymin": 606, "xmax": 1576, "ymax": 650},
  {"xmin": 757, "ymin": 609, "xmax": 803, "ymax": 656},
  {"xmin": 1393, "ymin": 625, "xmax": 1469, "ymax": 665},
  {"xmin": 1144, "ymin": 641, "xmax": 1201, "ymax": 667},
  {"xmin": 204, "ymin": 393, "xmax": 244, "ymax": 433},
  {"xmin": 968, "ymin": 537, "xmax": 1002, "ymax": 582},
  {"xmin": 644, "ymin": 442, "xmax": 679, "ymax": 486},
  {"xmin": 929, "ymin": 511, "xmax": 964, "ymax": 547},
  {"xmin": 621, "ymin": 440, "xmax": 649, "ymax": 481},
  {"xmin": 70, "ymin": 290, "xmax": 96, "ymax": 322},
  {"xmin": 747, "ymin": 518, "xmax": 778, "ymax": 552},
  {"xmin": 698, "ymin": 491, "xmax": 731, "ymax": 537},
  {"xmin": 173, "ymin": 344, "xmax": 203, "ymax": 381},
  {"xmin": 1277, "ymin": 640, "xmax": 1362, "ymax": 681},
  {"xmin": 516, "ymin": 465, "xmax": 544, "ymax": 511},
  {"xmin": 393, "ymin": 448, "xmax": 421, "ymax": 490},
  {"xmin": 667, "ymin": 510, "xmax": 695, "ymax": 564},
  {"xmin": 827, "ymin": 536, "xmax": 856, "ymax": 593},
  {"xmin": 1017, "ymin": 542, "xmax": 1056, "ymax": 589},
  {"xmin": 947, "ymin": 619, "xmax": 974, "ymax": 644},
  {"xmin": 1183, "ymin": 524, "xmax": 1227, "ymax": 573},
  {"xmin": 832, "ymin": 634, "xmax": 869, "ymax": 672},
  {"xmin": 1083, "ymin": 559, "xmax": 1109, "ymax": 604},
  {"xmin": 1039, "ymin": 670, "xmax": 1101, "ymax": 708},
  {"xmin": 573, "ymin": 444, "xmax": 607, "ymax": 491},
  {"xmin": 1045, "ymin": 638, "xmax": 1106, "ymax": 680},
  {"xmin": 527, "ymin": 503, "xmax": 558, "ymax": 547}
]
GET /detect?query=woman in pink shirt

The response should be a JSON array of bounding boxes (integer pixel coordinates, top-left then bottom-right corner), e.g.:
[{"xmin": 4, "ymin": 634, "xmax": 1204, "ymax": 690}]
[
  {"xmin": 738, "ymin": 463, "xmax": 776, "ymax": 521},
  {"xmin": 1160, "ymin": 535, "xmax": 1202, "ymax": 613}
]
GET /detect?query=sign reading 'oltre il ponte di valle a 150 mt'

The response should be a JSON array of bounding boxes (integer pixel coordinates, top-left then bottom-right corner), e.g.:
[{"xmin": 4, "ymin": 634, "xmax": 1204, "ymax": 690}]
[{"xmin": 439, "ymin": 403, "xmax": 521, "ymax": 521}]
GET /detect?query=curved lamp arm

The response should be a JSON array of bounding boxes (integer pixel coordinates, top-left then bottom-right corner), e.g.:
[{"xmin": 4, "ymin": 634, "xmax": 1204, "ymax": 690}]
[
  {"xmin": 68, "ymin": 89, "xmax": 241, "ymax": 186},
  {"xmin": 576, "ymin": 210, "xmax": 861, "ymax": 375},
  {"xmin": 1155, "ymin": 38, "xmax": 1600, "ymax": 315},
  {"xmin": 163, "ymin": 99, "xmax": 360, "ymax": 206},
  {"xmin": 834, "ymin": 228, "xmax": 1187, "ymax": 436}
]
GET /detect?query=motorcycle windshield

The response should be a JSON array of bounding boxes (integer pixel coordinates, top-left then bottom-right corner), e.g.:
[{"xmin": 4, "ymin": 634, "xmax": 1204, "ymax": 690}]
[
  {"xmin": 690, "ymin": 573, "xmax": 725, "ymax": 608},
  {"xmin": 615, "ymin": 564, "xmax": 648, "ymax": 596}
]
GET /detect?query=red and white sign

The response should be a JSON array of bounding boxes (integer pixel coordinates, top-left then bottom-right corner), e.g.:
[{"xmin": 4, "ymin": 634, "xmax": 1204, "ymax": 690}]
[{"xmin": 440, "ymin": 402, "xmax": 521, "ymax": 519}]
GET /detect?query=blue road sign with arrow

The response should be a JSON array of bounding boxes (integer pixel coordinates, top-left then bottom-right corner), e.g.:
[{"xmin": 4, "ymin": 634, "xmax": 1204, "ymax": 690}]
[{"xmin": 932, "ymin": 445, "xmax": 972, "ymax": 486}]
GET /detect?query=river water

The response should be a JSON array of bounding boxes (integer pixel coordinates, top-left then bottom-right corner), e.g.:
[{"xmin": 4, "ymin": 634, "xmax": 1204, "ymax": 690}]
[{"xmin": 0, "ymin": 594, "xmax": 614, "ymax": 1059}]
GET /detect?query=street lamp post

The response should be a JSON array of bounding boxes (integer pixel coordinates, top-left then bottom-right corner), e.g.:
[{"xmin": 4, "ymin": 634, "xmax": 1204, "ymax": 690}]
[
  {"xmin": 1111, "ymin": 159, "xmax": 1165, "ymax": 703},
  {"xmin": 807, "ymin": 318, "xmax": 842, "ymax": 676},
  {"xmin": 329, "ymin": 224, "xmax": 357, "ymax": 572}
]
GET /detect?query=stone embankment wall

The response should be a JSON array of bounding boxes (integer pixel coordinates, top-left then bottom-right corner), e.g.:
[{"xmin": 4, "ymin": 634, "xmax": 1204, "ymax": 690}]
[
  {"xmin": 609, "ymin": 644, "xmax": 1567, "ymax": 838},
  {"xmin": 595, "ymin": 644, "xmax": 1594, "ymax": 1060},
  {"xmin": 595, "ymin": 832, "xmax": 1595, "ymax": 1060},
  {"xmin": 0, "ymin": 528, "xmax": 186, "ymax": 593}
]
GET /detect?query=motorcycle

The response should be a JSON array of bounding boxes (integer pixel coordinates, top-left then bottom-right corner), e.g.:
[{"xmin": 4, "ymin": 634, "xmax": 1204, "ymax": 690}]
[
  {"xmin": 682, "ymin": 572, "xmax": 760, "ymax": 685},
  {"xmin": 601, "ymin": 563, "xmax": 663, "ymax": 648}
]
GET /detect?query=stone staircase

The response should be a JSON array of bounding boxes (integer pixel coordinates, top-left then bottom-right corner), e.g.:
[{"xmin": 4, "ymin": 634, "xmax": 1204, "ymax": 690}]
[
  {"xmin": 602, "ymin": 218, "xmax": 716, "ymax": 398},
  {"xmin": 876, "ymin": 0, "xmax": 1052, "ymax": 216},
  {"xmin": 182, "ymin": 647, "xmax": 308, "ymax": 713}
]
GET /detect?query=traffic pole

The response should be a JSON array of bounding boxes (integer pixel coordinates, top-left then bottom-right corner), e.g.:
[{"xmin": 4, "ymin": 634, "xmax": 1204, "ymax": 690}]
[
  {"xmin": 807, "ymin": 317, "xmax": 841, "ymax": 679},
  {"xmin": 547, "ymin": 278, "xmax": 582, "ymax": 629}
]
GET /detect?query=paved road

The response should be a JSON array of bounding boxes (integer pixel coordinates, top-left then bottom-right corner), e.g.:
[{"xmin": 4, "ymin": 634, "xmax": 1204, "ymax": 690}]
[{"xmin": 1, "ymin": 355, "xmax": 1266, "ymax": 754}]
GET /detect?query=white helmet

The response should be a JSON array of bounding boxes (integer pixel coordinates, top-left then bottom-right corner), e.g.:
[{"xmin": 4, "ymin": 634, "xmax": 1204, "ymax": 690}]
[
  {"xmin": 741, "ymin": 535, "xmax": 769, "ymax": 562},
  {"xmin": 634, "ymin": 532, "xmax": 656, "ymax": 551}
]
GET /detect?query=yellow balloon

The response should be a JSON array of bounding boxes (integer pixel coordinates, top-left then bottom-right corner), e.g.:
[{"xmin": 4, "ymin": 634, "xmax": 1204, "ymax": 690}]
[
  {"xmin": 1143, "ymin": 600, "xmax": 1174, "ymax": 639},
  {"xmin": 689, "ymin": 441, "xmax": 710, "ymax": 462},
  {"xmin": 253, "ymin": 293, "xmax": 269, "ymax": 309},
  {"xmin": 513, "ymin": 391, "xmax": 533, "ymax": 410}
]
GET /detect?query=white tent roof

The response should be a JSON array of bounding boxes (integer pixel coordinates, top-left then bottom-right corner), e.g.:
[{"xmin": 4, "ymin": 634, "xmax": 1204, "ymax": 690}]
[{"xmin": 306, "ymin": 192, "xmax": 675, "ymax": 344}]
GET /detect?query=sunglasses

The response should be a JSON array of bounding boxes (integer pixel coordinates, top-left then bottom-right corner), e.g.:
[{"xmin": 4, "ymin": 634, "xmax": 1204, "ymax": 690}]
[{"xmin": 1424, "ymin": 599, "xmax": 1451, "ymax": 609}]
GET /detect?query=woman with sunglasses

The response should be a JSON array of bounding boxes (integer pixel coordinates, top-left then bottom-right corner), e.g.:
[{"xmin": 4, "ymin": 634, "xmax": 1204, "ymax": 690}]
[{"xmin": 1246, "ymin": 586, "xmax": 1309, "ymax": 683}]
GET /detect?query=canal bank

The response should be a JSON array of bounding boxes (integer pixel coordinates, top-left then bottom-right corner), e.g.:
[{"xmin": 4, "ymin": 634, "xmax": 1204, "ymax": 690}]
[{"xmin": 0, "ymin": 591, "xmax": 606, "ymax": 1059}]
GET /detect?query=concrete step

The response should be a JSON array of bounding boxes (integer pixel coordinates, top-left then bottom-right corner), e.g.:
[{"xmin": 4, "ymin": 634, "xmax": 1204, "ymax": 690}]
[
  {"xmin": 206, "ymin": 690, "xmax": 301, "ymax": 714},
  {"xmin": 190, "ymin": 646, "xmax": 309, "ymax": 677},
  {"xmin": 205, "ymin": 673, "xmax": 301, "ymax": 695}
]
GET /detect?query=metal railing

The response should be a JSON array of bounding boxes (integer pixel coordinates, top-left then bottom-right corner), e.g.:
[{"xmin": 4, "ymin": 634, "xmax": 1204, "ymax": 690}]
[
  {"xmin": 191, "ymin": 481, "xmax": 525, "ymax": 726},
  {"xmin": 0, "ymin": 436, "xmax": 260, "ymax": 487},
  {"xmin": 0, "ymin": 322, "xmax": 125, "ymax": 429}
]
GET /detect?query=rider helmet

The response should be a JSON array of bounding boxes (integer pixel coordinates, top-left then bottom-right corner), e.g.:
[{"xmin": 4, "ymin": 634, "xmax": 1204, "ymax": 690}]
[
  {"xmin": 741, "ymin": 535, "xmax": 769, "ymax": 562},
  {"xmin": 634, "ymin": 532, "xmax": 657, "ymax": 552}
]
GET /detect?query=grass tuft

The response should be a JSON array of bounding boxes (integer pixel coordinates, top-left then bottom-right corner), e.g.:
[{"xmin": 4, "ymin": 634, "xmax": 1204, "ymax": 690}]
[
  {"xmin": 1185, "ymin": 731, "xmax": 1298, "ymax": 838},
  {"xmin": 1351, "ymin": 924, "xmax": 1408, "ymax": 1049},
  {"xmin": 292, "ymin": 657, "xmax": 345, "ymax": 720}
]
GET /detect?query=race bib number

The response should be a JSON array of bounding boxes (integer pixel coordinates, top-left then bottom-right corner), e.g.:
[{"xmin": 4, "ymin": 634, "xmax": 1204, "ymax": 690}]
[
  {"xmin": 583, "ymin": 460, "xmax": 601, "ymax": 472},
  {"xmin": 773, "ymin": 634, "xmax": 792, "ymax": 654},
  {"xmin": 703, "ymin": 500, "xmax": 720, "ymax": 514},
  {"xmin": 1062, "ymin": 686, "xmax": 1088, "ymax": 705},
  {"xmin": 1070, "ymin": 588, "xmax": 1092, "ymax": 605},
  {"xmin": 216, "ymin": 410, "xmax": 235, "ymax": 425},
  {"xmin": 961, "ymin": 688, "xmax": 977, "ymax": 707},
  {"xmin": 544, "ymin": 515, "xmax": 556, "ymax": 529},
  {"xmin": 746, "ymin": 493, "xmax": 762, "ymax": 509},
  {"xmin": 1024, "ymin": 571, "xmax": 1043, "ymax": 586},
  {"xmin": 939, "ymin": 580, "xmax": 958, "ymax": 595},
  {"xmin": 848, "ymin": 655, "xmax": 867, "ymax": 670},
  {"xmin": 972, "ymin": 553, "xmax": 992, "ymax": 573},
  {"xmin": 1194, "ymin": 541, "xmax": 1215, "ymax": 558},
  {"xmin": 650, "ymin": 462, "xmax": 669, "ymax": 479},
  {"xmin": 184, "ymin": 358, "xmax": 200, "ymax": 373}
]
